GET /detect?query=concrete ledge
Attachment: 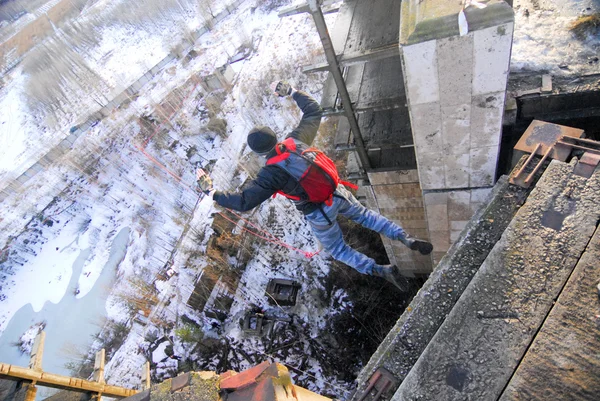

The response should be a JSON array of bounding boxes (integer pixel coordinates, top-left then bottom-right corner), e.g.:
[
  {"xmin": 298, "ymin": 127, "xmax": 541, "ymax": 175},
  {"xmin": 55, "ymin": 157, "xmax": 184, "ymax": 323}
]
[
  {"xmin": 395, "ymin": 159, "xmax": 600, "ymax": 399},
  {"xmin": 351, "ymin": 170, "xmax": 535, "ymax": 400},
  {"xmin": 499, "ymin": 225, "xmax": 600, "ymax": 400},
  {"xmin": 400, "ymin": 0, "xmax": 514, "ymax": 45}
]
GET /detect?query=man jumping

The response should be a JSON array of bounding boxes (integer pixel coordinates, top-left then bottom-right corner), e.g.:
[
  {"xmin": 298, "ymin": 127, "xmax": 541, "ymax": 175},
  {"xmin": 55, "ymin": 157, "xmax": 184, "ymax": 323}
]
[{"xmin": 197, "ymin": 82, "xmax": 432, "ymax": 291}]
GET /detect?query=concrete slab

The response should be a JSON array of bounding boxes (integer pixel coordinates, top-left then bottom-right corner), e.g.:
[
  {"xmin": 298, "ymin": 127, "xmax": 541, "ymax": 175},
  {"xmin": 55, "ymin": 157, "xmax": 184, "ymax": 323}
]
[
  {"xmin": 499, "ymin": 225, "xmax": 600, "ymax": 401},
  {"xmin": 469, "ymin": 145, "xmax": 499, "ymax": 187},
  {"xmin": 401, "ymin": 41, "xmax": 439, "ymax": 106},
  {"xmin": 470, "ymin": 187, "xmax": 493, "ymax": 204},
  {"xmin": 423, "ymin": 191, "xmax": 448, "ymax": 206},
  {"xmin": 425, "ymin": 204, "xmax": 448, "ymax": 232},
  {"xmin": 394, "ymin": 160, "xmax": 600, "ymax": 400},
  {"xmin": 351, "ymin": 174, "xmax": 534, "ymax": 401},
  {"xmin": 437, "ymin": 35, "xmax": 473, "ymax": 108},
  {"xmin": 472, "ymin": 23, "xmax": 514, "ymax": 96},
  {"xmin": 443, "ymin": 151, "xmax": 470, "ymax": 188},
  {"xmin": 441, "ymin": 103, "xmax": 471, "ymax": 154},
  {"xmin": 411, "ymin": 102, "xmax": 442, "ymax": 153},
  {"xmin": 367, "ymin": 170, "xmax": 419, "ymax": 186},
  {"xmin": 447, "ymin": 190, "xmax": 472, "ymax": 221},
  {"xmin": 417, "ymin": 151, "xmax": 446, "ymax": 189},
  {"xmin": 428, "ymin": 230, "xmax": 450, "ymax": 252},
  {"xmin": 470, "ymin": 92, "xmax": 505, "ymax": 149}
]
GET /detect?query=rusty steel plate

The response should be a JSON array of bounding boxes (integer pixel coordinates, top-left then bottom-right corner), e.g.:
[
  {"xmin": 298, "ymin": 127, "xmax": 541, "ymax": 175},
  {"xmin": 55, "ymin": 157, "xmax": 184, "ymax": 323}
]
[
  {"xmin": 514, "ymin": 120, "xmax": 584, "ymax": 161},
  {"xmin": 573, "ymin": 151, "xmax": 600, "ymax": 178}
]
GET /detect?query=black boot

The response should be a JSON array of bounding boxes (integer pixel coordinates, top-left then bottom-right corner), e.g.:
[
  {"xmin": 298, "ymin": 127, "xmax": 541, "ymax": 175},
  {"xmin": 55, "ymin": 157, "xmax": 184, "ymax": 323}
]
[
  {"xmin": 372, "ymin": 265, "xmax": 410, "ymax": 292},
  {"xmin": 401, "ymin": 236, "xmax": 433, "ymax": 255}
]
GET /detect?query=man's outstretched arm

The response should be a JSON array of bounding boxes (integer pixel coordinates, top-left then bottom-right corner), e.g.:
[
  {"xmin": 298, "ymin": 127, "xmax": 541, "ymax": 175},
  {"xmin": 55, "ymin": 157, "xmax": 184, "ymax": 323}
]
[
  {"xmin": 210, "ymin": 166, "xmax": 288, "ymax": 212},
  {"xmin": 286, "ymin": 90, "xmax": 323, "ymax": 146}
]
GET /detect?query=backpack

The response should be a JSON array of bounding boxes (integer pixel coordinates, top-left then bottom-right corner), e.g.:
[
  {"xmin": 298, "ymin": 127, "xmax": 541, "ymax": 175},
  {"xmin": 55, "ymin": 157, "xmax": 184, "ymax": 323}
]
[{"xmin": 266, "ymin": 138, "xmax": 358, "ymax": 206}]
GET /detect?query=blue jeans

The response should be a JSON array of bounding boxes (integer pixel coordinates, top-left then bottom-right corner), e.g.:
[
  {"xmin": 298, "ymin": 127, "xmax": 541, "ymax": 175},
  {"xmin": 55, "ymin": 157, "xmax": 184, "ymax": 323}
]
[{"xmin": 304, "ymin": 186, "xmax": 407, "ymax": 275}]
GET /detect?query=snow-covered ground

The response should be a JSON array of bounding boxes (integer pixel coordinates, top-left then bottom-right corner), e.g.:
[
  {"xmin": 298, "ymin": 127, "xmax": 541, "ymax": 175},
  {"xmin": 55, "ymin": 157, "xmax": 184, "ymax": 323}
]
[
  {"xmin": 0, "ymin": 0, "xmax": 598, "ymax": 399},
  {"xmin": 511, "ymin": 0, "xmax": 600, "ymax": 74},
  {"xmin": 0, "ymin": 0, "xmax": 354, "ymax": 397}
]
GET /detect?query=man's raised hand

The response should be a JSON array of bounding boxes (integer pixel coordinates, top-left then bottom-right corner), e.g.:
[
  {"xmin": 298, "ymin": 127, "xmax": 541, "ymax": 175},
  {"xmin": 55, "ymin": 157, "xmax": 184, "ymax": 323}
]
[
  {"xmin": 196, "ymin": 169, "xmax": 214, "ymax": 195},
  {"xmin": 270, "ymin": 81, "xmax": 293, "ymax": 97}
]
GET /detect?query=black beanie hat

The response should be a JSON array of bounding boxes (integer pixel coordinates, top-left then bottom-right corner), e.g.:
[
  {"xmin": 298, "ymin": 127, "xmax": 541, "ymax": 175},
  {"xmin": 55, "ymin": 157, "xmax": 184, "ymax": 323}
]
[{"xmin": 247, "ymin": 126, "xmax": 277, "ymax": 155}]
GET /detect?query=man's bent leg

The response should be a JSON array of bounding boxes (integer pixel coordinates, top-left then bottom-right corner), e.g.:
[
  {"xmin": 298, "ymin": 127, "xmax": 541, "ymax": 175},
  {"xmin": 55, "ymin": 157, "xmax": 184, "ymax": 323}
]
[
  {"xmin": 307, "ymin": 217, "xmax": 379, "ymax": 274},
  {"xmin": 336, "ymin": 187, "xmax": 407, "ymax": 241},
  {"xmin": 305, "ymin": 197, "xmax": 386, "ymax": 275},
  {"xmin": 336, "ymin": 187, "xmax": 433, "ymax": 255}
]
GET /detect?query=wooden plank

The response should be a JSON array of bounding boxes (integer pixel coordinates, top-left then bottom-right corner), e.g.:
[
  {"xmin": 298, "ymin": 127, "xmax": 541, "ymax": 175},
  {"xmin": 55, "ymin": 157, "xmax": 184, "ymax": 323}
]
[
  {"xmin": 302, "ymin": 44, "xmax": 400, "ymax": 73},
  {"xmin": 334, "ymin": 115, "xmax": 352, "ymax": 147},
  {"xmin": 357, "ymin": 57, "xmax": 405, "ymax": 109},
  {"xmin": 499, "ymin": 225, "xmax": 600, "ymax": 401},
  {"xmin": 358, "ymin": 108, "xmax": 412, "ymax": 148},
  {"xmin": 346, "ymin": 64, "xmax": 364, "ymax": 103},
  {"xmin": 338, "ymin": 44, "xmax": 399, "ymax": 66},
  {"xmin": 0, "ymin": 363, "xmax": 137, "ymax": 398},
  {"xmin": 278, "ymin": 2, "xmax": 339, "ymax": 17},
  {"xmin": 343, "ymin": 0, "xmax": 400, "ymax": 54},
  {"xmin": 331, "ymin": 0, "xmax": 358, "ymax": 54},
  {"xmin": 28, "ymin": 332, "xmax": 45, "ymax": 371},
  {"xmin": 320, "ymin": 73, "xmax": 338, "ymax": 111}
]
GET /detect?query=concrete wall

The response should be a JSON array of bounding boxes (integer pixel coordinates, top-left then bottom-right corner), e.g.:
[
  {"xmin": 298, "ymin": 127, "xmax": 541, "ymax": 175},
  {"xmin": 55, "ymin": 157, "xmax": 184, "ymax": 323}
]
[
  {"xmin": 365, "ymin": 170, "xmax": 431, "ymax": 276},
  {"xmin": 399, "ymin": 0, "xmax": 514, "ymax": 263},
  {"xmin": 423, "ymin": 187, "xmax": 492, "ymax": 263}
]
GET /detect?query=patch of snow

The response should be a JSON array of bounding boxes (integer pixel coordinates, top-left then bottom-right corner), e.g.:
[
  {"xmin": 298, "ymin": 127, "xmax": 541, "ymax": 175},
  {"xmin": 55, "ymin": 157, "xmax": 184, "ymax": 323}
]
[
  {"xmin": 512, "ymin": 0, "xmax": 600, "ymax": 74},
  {"xmin": 16, "ymin": 321, "xmax": 46, "ymax": 354},
  {"xmin": 0, "ymin": 218, "xmax": 88, "ymax": 332}
]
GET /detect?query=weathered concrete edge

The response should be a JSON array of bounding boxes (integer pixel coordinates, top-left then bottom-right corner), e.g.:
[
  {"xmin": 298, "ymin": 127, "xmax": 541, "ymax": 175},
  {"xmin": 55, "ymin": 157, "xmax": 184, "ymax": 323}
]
[
  {"xmin": 498, "ymin": 223, "xmax": 600, "ymax": 400},
  {"xmin": 393, "ymin": 159, "xmax": 600, "ymax": 399},
  {"xmin": 400, "ymin": 0, "xmax": 514, "ymax": 46},
  {"xmin": 351, "ymin": 172, "xmax": 534, "ymax": 399}
]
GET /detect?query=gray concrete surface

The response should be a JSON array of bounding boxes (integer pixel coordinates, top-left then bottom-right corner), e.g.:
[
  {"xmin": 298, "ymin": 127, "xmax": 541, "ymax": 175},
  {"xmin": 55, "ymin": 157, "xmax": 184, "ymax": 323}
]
[
  {"xmin": 351, "ymin": 169, "xmax": 537, "ymax": 401},
  {"xmin": 394, "ymin": 159, "xmax": 600, "ymax": 400},
  {"xmin": 499, "ymin": 224, "xmax": 600, "ymax": 401}
]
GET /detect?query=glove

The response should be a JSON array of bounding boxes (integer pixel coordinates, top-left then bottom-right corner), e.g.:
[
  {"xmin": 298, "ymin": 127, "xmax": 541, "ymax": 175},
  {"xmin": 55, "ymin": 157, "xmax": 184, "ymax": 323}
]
[
  {"xmin": 196, "ymin": 169, "xmax": 213, "ymax": 195},
  {"xmin": 271, "ymin": 81, "xmax": 293, "ymax": 97}
]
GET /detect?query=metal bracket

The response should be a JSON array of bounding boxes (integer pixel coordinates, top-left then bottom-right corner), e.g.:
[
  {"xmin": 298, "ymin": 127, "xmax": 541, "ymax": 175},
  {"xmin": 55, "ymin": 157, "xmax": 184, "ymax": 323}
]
[
  {"xmin": 356, "ymin": 367, "xmax": 399, "ymax": 401},
  {"xmin": 509, "ymin": 121, "xmax": 600, "ymax": 188}
]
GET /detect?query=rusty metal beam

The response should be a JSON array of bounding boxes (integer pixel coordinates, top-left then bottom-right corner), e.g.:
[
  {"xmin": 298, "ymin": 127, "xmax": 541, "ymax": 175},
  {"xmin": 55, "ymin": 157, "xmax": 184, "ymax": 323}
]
[
  {"xmin": 0, "ymin": 363, "xmax": 138, "ymax": 398},
  {"xmin": 306, "ymin": 0, "xmax": 371, "ymax": 171},
  {"xmin": 525, "ymin": 146, "xmax": 554, "ymax": 184}
]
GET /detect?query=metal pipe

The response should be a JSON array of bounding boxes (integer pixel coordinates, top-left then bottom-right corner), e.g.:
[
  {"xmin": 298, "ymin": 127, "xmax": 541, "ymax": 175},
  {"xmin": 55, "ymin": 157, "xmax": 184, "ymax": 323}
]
[
  {"xmin": 306, "ymin": 0, "xmax": 372, "ymax": 171},
  {"xmin": 556, "ymin": 140, "xmax": 600, "ymax": 154},
  {"xmin": 559, "ymin": 136, "xmax": 600, "ymax": 146}
]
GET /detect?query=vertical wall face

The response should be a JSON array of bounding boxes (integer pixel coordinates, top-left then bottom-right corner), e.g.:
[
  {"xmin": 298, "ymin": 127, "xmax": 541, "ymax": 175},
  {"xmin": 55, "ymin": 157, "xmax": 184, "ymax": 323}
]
[
  {"xmin": 400, "ymin": 0, "xmax": 514, "ymax": 263},
  {"xmin": 365, "ymin": 170, "xmax": 431, "ymax": 276}
]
